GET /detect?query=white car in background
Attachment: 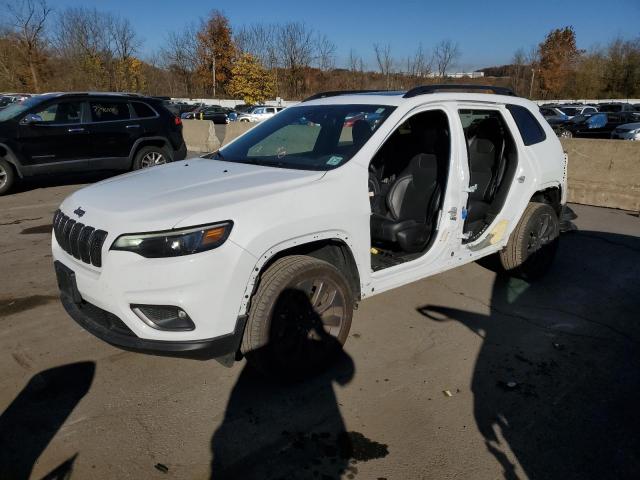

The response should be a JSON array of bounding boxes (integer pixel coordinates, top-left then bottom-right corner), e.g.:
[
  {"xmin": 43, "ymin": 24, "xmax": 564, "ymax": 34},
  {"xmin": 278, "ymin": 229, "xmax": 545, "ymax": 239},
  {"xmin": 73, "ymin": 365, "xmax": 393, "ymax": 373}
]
[{"xmin": 237, "ymin": 105, "xmax": 284, "ymax": 123}]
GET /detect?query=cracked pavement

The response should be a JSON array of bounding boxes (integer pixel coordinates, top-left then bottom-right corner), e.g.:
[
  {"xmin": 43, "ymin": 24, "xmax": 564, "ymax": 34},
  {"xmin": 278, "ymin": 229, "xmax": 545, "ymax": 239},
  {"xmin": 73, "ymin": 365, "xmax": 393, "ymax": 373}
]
[{"xmin": 0, "ymin": 173, "xmax": 638, "ymax": 479}]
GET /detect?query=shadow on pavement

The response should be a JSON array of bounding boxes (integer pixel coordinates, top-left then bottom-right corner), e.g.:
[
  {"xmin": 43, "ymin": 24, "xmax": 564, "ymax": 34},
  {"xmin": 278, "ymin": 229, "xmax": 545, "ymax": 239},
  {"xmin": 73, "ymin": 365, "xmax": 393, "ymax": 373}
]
[
  {"xmin": 0, "ymin": 362, "xmax": 96, "ymax": 480},
  {"xmin": 210, "ymin": 289, "xmax": 387, "ymax": 479},
  {"xmin": 419, "ymin": 230, "xmax": 640, "ymax": 480}
]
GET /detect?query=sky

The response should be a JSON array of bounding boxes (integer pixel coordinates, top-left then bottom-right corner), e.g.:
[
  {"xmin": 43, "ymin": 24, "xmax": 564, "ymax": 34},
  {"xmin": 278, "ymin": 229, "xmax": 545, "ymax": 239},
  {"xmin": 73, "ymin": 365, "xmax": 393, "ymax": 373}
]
[{"xmin": 47, "ymin": 0, "xmax": 640, "ymax": 71}]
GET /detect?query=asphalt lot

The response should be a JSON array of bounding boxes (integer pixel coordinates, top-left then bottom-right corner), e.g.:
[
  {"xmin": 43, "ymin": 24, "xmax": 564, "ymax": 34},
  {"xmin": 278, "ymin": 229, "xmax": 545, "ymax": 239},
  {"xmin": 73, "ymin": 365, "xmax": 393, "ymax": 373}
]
[{"xmin": 0, "ymin": 172, "xmax": 639, "ymax": 479}]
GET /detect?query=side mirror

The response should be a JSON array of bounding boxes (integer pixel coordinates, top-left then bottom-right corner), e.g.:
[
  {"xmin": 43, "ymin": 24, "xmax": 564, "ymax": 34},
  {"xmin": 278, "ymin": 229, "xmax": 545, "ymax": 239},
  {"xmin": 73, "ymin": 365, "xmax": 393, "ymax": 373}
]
[{"xmin": 21, "ymin": 113, "xmax": 43, "ymax": 125}]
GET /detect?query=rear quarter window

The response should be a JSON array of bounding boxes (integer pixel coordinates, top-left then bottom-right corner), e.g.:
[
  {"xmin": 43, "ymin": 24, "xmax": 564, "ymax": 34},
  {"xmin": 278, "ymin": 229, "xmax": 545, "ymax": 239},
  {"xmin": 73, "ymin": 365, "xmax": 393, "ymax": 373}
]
[
  {"xmin": 507, "ymin": 104, "xmax": 546, "ymax": 146},
  {"xmin": 132, "ymin": 102, "xmax": 156, "ymax": 118}
]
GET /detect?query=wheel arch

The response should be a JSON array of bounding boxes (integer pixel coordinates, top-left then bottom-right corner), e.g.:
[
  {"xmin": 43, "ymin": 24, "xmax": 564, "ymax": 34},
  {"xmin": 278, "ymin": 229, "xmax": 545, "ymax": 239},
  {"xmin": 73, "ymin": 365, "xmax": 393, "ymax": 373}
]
[
  {"xmin": 129, "ymin": 137, "xmax": 172, "ymax": 166},
  {"xmin": 0, "ymin": 143, "xmax": 24, "ymax": 178},
  {"xmin": 238, "ymin": 235, "xmax": 362, "ymax": 316},
  {"xmin": 530, "ymin": 184, "xmax": 562, "ymax": 216}
]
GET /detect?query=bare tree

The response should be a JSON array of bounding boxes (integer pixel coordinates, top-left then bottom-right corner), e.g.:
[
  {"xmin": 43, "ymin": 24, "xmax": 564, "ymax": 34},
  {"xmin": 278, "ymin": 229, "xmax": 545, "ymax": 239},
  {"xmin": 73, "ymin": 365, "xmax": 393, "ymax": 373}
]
[
  {"xmin": 315, "ymin": 33, "xmax": 336, "ymax": 71},
  {"xmin": 510, "ymin": 48, "xmax": 527, "ymax": 95},
  {"xmin": 161, "ymin": 27, "xmax": 199, "ymax": 96},
  {"xmin": 277, "ymin": 22, "xmax": 314, "ymax": 97},
  {"xmin": 406, "ymin": 43, "xmax": 431, "ymax": 78},
  {"xmin": 373, "ymin": 43, "xmax": 393, "ymax": 89},
  {"xmin": 54, "ymin": 7, "xmax": 114, "ymax": 90},
  {"xmin": 433, "ymin": 39, "xmax": 460, "ymax": 78},
  {"xmin": 235, "ymin": 23, "xmax": 280, "ymax": 94},
  {"xmin": 5, "ymin": 0, "xmax": 52, "ymax": 92}
]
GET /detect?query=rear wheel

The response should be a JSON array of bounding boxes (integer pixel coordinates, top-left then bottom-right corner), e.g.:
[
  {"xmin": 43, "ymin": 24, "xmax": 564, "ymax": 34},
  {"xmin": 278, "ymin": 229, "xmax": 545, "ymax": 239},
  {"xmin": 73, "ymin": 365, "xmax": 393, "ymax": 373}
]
[
  {"xmin": 0, "ymin": 159, "xmax": 16, "ymax": 196},
  {"xmin": 242, "ymin": 255, "xmax": 353, "ymax": 379},
  {"xmin": 499, "ymin": 202, "xmax": 560, "ymax": 280},
  {"xmin": 132, "ymin": 145, "xmax": 172, "ymax": 170}
]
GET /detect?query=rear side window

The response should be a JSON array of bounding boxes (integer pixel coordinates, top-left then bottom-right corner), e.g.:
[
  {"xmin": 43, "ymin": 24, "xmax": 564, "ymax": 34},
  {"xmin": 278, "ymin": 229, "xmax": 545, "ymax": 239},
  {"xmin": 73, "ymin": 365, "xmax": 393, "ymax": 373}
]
[
  {"xmin": 507, "ymin": 104, "xmax": 546, "ymax": 146},
  {"xmin": 131, "ymin": 102, "xmax": 156, "ymax": 118},
  {"xmin": 90, "ymin": 101, "xmax": 130, "ymax": 122}
]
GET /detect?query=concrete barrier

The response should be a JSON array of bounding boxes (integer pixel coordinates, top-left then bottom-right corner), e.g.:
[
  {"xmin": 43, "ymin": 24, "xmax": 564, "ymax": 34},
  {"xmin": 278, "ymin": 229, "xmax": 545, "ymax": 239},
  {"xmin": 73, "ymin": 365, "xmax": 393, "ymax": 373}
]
[
  {"xmin": 221, "ymin": 122, "xmax": 256, "ymax": 146},
  {"xmin": 181, "ymin": 119, "xmax": 220, "ymax": 153},
  {"xmin": 561, "ymin": 138, "xmax": 640, "ymax": 212}
]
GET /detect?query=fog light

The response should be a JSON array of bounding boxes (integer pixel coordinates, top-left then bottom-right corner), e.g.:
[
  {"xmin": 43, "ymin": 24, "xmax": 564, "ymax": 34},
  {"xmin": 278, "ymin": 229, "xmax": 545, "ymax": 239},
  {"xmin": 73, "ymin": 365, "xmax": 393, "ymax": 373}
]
[{"xmin": 131, "ymin": 304, "xmax": 195, "ymax": 331}]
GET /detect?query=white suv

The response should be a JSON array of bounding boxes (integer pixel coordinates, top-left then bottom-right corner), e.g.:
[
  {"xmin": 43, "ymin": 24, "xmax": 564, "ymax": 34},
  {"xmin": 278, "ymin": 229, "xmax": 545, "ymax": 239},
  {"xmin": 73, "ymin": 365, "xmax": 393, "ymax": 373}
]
[
  {"xmin": 237, "ymin": 105, "xmax": 284, "ymax": 123},
  {"xmin": 52, "ymin": 85, "xmax": 567, "ymax": 376}
]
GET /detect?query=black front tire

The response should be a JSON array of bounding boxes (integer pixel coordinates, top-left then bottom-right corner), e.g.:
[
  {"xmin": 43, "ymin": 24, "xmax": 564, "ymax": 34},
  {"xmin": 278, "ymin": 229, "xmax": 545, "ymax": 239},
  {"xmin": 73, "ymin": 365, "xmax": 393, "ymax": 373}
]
[
  {"xmin": 132, "ymin": 145, "xmax": 172, "ymax": 170},
  {"xmin": 0, "ymin": 158, "xmax": 16, "ymax": 196},
  {"xmin": 242, "ymin": 255, "xmax": 353, "ymax": 379},
  {"xmin": 499, "ymin": 202, "xmax": 560, "ymax": 280}
]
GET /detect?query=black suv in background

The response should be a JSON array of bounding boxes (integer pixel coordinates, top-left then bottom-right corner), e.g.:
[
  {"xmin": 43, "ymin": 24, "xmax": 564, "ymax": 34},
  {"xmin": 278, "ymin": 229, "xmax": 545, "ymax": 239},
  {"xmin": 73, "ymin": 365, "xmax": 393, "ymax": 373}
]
[{"xmin": 0, "ymin": 92, "xmax": 186, "ymax": 195}]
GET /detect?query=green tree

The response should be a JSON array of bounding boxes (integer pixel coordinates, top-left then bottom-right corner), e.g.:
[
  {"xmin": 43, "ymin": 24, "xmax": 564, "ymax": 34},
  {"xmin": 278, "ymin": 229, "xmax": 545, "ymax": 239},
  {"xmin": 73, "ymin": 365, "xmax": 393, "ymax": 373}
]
[
  {"xmin": 537, "ymin": 26, "xmax": 582, "ymax": 98},
  {"xmin": 228, "ymin": 53, "xmax": 274, "ymax": 104}
]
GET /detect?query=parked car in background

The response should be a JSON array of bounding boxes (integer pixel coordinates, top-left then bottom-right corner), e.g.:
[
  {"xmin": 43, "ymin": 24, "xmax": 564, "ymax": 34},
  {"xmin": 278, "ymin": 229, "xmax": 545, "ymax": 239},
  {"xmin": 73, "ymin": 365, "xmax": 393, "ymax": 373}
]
[
  {"xmin": 237, "ymin": 106, "xmax": 284, "ymax": 123},
  {"xmin": 610, "ymin": 122, "xmax": 640, "ymax": 140},
  {"xmin": 234, "ymin": 104, "xmax": 254, "ymax": 114},
  {"xmin": 540, "ymin": 106, "xmax": 568, "ymax": 124},
  {"xmin": 0, "ymin": 92, "xmax": 186, "ymax": 195},
  {"xmin": 0, "ymin": 94, "xmax": 31, "ymax": 110},
  {"xmin": 0, "ymin": 96, "xmax": 14, "ymax": 110},
  {"xmin": 200, "ymin": 106, "xmax": 237, "ymax": 124},
  {"xmin": 167, "ymin": 101, "xmax": 197, "ymax": 116},
  {"xmin": 554, "ymin": 111, "xmax": 637, "ymax": 138},
  {"xmin": 181, "ymin": 105, "xmax": 208, "ymax": 119},
  {"xmin": 596, "ymin": 102, "xmax": 635, "ymax": 113},
  {"xmin": 556, "ymin": 104, "xmax": 598, "ymax": 119}
]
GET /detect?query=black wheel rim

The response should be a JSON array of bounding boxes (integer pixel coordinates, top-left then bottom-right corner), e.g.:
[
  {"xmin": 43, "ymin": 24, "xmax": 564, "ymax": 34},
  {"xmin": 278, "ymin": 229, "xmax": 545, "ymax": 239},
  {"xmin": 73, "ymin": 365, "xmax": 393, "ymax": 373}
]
[
  {"xmin": 527, "ymin": 213, "xmax": 555, "ymax": 254},
  {"xmin": 270, "ymin": 276, "xmax": 346, "ymax": 363}
]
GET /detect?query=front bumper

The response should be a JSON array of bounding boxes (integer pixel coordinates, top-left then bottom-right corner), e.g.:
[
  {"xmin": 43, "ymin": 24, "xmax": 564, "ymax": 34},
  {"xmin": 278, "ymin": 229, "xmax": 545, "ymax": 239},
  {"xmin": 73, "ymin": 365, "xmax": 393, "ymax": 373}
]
[
  {"xmin": 52, "ymin": 222, "xmax": 257, "ymax": 348},
  {"xmin": 59, "ymin": 289, "xmax": 246, "ymax": 359}
]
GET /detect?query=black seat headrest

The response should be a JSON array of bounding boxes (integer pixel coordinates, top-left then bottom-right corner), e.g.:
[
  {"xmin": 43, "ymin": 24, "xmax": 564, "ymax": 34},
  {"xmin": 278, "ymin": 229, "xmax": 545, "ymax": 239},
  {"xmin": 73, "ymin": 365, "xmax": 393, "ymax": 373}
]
[{"xmin": 352, "ymin": 119, "xmax": 372, "ymax": 148}]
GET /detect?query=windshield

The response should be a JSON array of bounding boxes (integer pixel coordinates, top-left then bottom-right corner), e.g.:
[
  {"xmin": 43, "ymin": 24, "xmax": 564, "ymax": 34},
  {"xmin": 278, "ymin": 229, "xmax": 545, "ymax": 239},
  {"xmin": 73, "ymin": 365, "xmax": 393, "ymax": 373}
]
[
  {"xmin": 0, "ymin": 95, "xmax": 42, "ymax": 122},
  {"xmin": 212, "ymin": 104, "xmax": 396, "ymax": 171}
]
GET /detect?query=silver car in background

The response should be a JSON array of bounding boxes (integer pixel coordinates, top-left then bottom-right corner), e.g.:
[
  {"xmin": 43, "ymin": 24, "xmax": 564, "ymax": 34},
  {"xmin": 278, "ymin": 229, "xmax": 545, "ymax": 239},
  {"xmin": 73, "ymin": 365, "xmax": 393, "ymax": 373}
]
[{"xmin": 611, "ymin": 122, "xmax": 640, "ymax": 140}]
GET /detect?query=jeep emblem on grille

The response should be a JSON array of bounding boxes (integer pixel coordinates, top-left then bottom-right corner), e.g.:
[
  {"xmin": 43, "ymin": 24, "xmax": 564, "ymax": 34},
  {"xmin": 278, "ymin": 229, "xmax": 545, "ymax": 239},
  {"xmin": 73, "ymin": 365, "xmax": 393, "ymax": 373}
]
[{"xmin": 73, "ymin": 207, "xmax": 86, "ymax": 217}]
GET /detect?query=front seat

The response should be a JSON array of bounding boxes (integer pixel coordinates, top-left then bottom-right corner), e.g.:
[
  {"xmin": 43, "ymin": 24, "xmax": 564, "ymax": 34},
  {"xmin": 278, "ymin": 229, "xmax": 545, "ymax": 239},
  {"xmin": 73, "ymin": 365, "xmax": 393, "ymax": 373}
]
[
  {"xmin": 370, "ymin": 153, "xmax": 440, "ymax": 253},
  {"xmin": 352, "ymin": 119, "xmax": 372, "ymax": 149}
]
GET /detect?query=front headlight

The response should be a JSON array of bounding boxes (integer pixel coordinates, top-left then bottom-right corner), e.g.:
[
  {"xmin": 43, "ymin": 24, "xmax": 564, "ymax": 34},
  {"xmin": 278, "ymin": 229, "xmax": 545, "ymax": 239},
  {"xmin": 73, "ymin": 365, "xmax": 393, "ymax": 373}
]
[{"xmin": 111, "ymin": 221, "xmax": 233, "ymax": 258}]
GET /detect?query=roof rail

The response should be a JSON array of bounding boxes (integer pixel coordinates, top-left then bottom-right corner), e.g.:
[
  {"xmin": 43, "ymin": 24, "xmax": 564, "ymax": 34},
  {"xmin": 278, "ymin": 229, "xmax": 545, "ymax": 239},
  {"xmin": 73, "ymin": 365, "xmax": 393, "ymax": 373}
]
[
  {"xmin": 403, "ymin": 84, "xmax": 517, "ymax": 98},
  {"xmin": 302, "ymin": 90, "xmax": 389, "ymax": 102}
]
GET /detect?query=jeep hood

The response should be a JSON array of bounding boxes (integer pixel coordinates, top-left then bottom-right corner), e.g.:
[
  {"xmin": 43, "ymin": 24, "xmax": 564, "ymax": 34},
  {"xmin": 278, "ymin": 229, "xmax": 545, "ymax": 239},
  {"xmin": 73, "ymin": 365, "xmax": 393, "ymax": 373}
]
[{"xmin": 60, "ymin": 158, "xmax": 324, "ymax": 232}]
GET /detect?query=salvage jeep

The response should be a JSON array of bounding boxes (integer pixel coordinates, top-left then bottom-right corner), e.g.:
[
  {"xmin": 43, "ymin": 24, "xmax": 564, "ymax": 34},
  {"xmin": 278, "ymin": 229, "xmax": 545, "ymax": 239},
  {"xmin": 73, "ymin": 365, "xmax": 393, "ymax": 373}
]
[{"xmin": 52, "ymin": 85, "xmax": 567, "ymax": 376}]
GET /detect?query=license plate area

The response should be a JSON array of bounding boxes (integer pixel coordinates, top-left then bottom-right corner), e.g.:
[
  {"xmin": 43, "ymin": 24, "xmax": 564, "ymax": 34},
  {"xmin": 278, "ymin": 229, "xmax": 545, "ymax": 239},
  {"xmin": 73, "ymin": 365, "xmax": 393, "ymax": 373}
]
[{"xmin": 54, "ymin": 261, "xmax": 83, "ymax": 304}]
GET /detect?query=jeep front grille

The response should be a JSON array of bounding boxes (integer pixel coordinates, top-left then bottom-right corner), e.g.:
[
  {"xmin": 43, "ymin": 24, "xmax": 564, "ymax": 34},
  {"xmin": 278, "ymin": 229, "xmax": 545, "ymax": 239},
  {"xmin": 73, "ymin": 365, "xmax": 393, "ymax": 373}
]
[{"xmin": 53, "ymin": 209, "xmax": 108, "ymax": 267}]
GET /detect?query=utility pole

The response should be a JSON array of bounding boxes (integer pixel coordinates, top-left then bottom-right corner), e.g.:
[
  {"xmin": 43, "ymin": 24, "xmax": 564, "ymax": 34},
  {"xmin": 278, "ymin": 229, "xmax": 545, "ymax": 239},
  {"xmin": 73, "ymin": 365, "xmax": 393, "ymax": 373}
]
[{"xmin": 529, "ymin": 68, "xmax": 536, "ymax": 99}]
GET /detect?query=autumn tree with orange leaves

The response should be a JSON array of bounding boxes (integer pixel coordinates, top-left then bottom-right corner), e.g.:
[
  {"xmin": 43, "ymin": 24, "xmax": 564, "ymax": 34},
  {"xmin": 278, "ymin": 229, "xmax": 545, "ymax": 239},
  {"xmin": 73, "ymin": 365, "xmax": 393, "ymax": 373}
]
[
  {"xmin": 196, "ymin": 10, "xmax": 236, "ymax": 96},
  {"xmin": 537, "ymin": 27, "xmax": 582, "ymax": 98}
]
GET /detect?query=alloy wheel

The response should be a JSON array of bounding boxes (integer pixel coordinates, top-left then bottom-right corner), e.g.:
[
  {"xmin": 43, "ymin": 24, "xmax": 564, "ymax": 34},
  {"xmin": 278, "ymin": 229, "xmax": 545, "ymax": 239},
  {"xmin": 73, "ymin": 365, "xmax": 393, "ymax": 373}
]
[
  {"xmin": 140, "ymin": 151, "xmax": 166, "ymax": 168},
  {"xmin": 0, "ymin": 164, "xmax": 6, "ymax": 189}
]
